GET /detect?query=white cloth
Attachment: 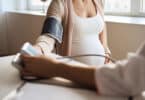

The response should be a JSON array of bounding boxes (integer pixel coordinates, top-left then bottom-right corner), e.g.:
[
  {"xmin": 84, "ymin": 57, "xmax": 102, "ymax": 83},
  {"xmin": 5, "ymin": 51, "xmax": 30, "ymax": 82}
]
[
  {"xmin": 96, "ymin": 42, "xmax": 145, "ymax": 98},
  {"xmin": 71, "ymin": 11, "xmax": 105, "ymax": 67}
]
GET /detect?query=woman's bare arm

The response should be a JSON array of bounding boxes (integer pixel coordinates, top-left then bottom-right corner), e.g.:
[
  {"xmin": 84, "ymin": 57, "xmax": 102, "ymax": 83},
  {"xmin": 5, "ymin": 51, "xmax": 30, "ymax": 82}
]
[
  {"xmin": 99, "ymin": 24, "xmax": 109, "ymax": 52},
  {"xmin": 34, "ymin": 0, "xmax": 64, "ymax": 55}
]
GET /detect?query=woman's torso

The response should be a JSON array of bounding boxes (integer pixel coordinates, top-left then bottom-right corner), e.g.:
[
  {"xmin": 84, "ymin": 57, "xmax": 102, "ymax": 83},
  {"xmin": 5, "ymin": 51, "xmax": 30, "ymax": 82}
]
[{"xmin": 71, "ymin": 0, "xmax": 105, "ymax": 66}]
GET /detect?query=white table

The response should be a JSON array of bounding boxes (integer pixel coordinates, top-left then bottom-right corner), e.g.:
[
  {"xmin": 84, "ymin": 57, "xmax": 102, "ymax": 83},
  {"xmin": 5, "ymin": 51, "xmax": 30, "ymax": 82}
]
[
  {"xmin": 0, "ymin": 56, "xmax": 23, "ymax": 99},
  {"xmin": 0, "ymin": 55, "xmax": 141, "ymax": 100}
]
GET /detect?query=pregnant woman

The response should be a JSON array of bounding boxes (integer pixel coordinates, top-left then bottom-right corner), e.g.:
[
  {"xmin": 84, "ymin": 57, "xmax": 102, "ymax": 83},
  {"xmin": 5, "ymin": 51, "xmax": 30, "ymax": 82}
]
[{"xmin": 34, "ymin": 0, "xmax": 111, "ymax": 66}]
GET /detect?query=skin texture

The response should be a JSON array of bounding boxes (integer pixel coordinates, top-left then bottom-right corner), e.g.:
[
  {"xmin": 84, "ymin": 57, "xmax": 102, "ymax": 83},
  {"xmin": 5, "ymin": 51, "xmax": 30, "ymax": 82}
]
[{"xmin": 72, "ymin": 0, "xmax": 97, "ymax": 18}]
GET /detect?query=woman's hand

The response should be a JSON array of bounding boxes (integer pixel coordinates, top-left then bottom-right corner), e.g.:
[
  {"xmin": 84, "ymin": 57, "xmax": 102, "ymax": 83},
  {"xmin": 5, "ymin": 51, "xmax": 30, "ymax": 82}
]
[
  {"xmin": 105, "ymin": 53, "xmax": 111, "ymax": 64},
  {"xmin": 21, "ymin": 55, "xmax": 59, "ymax": 78}
]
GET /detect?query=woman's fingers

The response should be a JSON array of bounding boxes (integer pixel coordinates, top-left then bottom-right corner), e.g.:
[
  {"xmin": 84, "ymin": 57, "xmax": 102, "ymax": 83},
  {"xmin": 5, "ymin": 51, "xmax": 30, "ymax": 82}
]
[
  {"xmin": 105, "ymin": 58, "xmax": 109, "ymax": 64},
  {"xmin": 104, "ymin": 54, "xmax": 111, "ymax": 64},
  {"xmin": 21, "ymin": 54, "xmax": 34, "ymax": 60}
]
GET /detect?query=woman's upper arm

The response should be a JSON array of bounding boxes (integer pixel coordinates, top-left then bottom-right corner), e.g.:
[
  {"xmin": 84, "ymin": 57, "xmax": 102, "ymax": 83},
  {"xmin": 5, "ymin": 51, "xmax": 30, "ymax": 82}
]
[
  {"xmin": 41, "ymin": 0, "xmax": 65, "ymax": 44},
  {"xmin": 47, "ymin": 0, "xmax": 65, "ymax": 21},
  {"xmin": 35, "ymin": 0, "xmax": 65, "ymax": 54},
  {"xmin": 35, "ymin": 0, "xmax": 65, "ymax": 53}
]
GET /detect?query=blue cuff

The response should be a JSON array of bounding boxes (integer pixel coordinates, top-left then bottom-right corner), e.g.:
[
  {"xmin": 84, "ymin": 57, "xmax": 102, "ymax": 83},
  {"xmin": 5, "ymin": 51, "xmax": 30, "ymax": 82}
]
[{"xmin": 41, "ymin": 17, "xmax": 63, "ymax": 44}]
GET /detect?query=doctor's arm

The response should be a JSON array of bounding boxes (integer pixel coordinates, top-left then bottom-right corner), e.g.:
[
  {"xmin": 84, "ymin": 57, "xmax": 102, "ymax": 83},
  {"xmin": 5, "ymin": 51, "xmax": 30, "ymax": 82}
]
[{"xmin": 22, "ymin": 41, "xmax": 145, "ymax": 96}]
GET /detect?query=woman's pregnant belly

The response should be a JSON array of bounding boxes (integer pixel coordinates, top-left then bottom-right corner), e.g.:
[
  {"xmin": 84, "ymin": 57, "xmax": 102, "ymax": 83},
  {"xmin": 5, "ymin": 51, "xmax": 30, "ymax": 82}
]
[{"xmin": 71, "ymin": 34, "xmax": 105, "ymax": 67}]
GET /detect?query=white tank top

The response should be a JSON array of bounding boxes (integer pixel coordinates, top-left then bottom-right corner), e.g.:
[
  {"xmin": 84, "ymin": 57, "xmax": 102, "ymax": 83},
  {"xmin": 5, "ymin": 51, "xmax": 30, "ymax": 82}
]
[{"xmin": 71, "ymin": 12, "xmax": 105, "ymax": 66}]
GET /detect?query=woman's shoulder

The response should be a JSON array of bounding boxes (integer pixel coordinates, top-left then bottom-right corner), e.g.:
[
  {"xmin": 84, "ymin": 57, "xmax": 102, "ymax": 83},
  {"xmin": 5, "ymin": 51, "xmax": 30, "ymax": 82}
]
[
  {"xmin": 47, "ymin": 0, "xmax": 66, "ymax": 19},
  {"xmin": 49, "ymin": 0, "xmax": 65, "ymax": 10}
]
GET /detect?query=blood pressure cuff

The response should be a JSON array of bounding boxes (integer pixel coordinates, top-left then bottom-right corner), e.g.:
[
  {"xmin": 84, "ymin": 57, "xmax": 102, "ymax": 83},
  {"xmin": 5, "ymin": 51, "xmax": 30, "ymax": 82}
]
[{"xmin": 41, "ymin": 17, "xmax": 63, "ymax": 44}]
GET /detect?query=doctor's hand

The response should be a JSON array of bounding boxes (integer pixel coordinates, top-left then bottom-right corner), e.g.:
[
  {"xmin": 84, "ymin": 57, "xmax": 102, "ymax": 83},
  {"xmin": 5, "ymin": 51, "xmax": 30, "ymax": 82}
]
[{"xmin": 21, "ymin": 55, "xmax": 59, "ymax": 79}]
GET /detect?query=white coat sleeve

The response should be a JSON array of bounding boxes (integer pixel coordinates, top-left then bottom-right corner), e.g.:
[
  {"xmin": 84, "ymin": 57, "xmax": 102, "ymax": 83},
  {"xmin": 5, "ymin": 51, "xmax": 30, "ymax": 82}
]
[{"xmin": 95, "ymin": 42, "xmax": 145, "ymax": 97}]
